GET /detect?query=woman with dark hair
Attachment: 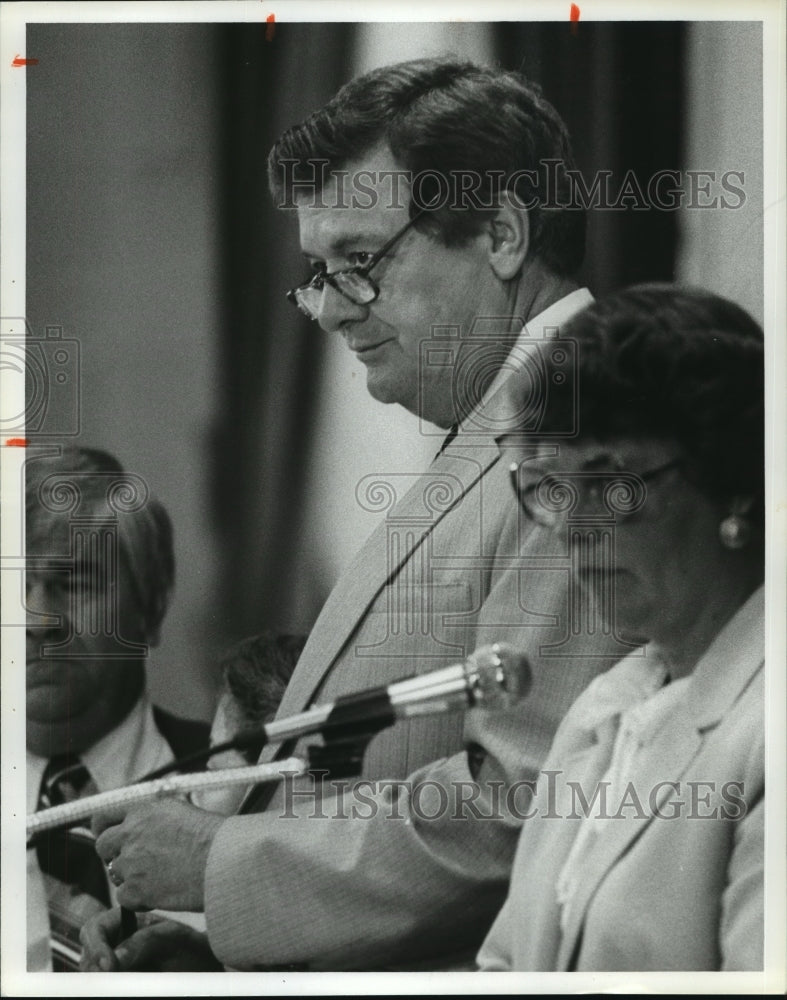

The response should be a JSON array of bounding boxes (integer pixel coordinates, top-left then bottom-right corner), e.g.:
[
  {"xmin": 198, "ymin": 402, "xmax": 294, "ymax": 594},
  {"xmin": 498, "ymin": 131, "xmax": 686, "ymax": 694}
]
[{"xmin": 479, "ymin": 284, "xmax": 765, "ymax": 971}]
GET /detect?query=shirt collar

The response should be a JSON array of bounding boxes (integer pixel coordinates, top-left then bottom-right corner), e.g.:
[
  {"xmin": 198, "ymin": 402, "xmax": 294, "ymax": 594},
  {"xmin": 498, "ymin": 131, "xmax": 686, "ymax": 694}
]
[
  {"xmin": 553, "ymin": 583, "xmax": 764, "ymax": 748},
  {"xmin": 450, "ymin": 288, "xmax": 593, "ymax": 443},
  {"xmin": 489, "ymin": 286, "xmax": 593, "ymax": 402},
  {"xmin": 81, "ymin": 690, "xmax": 173, "ymax": 789},
  {"xmin": 560, "ymin": 646, "xmax": 671, "ymax": 743},
  {"xmin": 27, "ymin": 690, "xmax": 174, "ymax": 812}
]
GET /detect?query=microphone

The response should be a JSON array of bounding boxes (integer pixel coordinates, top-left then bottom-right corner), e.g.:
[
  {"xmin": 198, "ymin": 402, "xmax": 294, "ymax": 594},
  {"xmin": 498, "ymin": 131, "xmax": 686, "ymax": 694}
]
[
  {"xmin": 30, "ymin": 646, "xmax": 530, "ymax": 946},
  {"xmin": 233, "ymin": 641, "xmax": 532, "ymax": 750},
  {"xmin": 141, "ymin": 643, "xmax": 532, "ymax": 781},
  {"xmin": 27, "ymin": 644, "xmax": 533, "ymax": 833}
]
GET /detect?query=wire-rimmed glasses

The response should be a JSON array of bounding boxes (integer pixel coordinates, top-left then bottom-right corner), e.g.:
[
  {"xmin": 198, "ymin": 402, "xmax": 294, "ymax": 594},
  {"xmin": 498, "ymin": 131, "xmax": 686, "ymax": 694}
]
[{"xmin": 286, "ymin": 207, "xmax": 428, "ymax": 321}]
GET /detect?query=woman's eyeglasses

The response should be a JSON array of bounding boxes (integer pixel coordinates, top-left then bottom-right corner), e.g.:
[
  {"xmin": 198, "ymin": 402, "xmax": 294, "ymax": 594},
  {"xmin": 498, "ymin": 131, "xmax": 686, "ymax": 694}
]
[{"xmin": 509, "ymin": 457, "xmax": 683, "ymax": 528}]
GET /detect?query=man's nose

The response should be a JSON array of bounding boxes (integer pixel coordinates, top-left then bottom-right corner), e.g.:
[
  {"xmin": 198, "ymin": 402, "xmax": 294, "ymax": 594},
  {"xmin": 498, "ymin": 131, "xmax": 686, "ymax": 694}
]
[
  {"xmin": 26, "ymin": 578, "xmax": 65, "ymax": 635},
  {"xmin": 315, "ymin": 282, "xmax": 368, "ymax": 334}
]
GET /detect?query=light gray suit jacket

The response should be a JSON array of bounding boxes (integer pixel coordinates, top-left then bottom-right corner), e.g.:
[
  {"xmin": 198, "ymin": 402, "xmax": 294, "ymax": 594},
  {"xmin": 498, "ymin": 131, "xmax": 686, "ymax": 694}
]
[
  {"xmin": 204, "ymin": 290, "xmax": 625, "ymax": 970},
  {"xmin": 478, "ymin": 587, "xmax": 764, "ymax": 972}
]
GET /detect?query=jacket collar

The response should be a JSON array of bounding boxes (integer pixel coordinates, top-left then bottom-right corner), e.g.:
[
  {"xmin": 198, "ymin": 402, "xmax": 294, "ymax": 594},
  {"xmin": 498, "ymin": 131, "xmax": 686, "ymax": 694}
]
[
  {"xmin": 556, "ymin": 585, "xmax": 764, "ymax": 969},
  {"xmin": 439, "ymin": 288, "xmax": 594, "ymax": 452},
  {"xmin": 684, "ymin": 585, "xmax": 764, "ymax": 731}
]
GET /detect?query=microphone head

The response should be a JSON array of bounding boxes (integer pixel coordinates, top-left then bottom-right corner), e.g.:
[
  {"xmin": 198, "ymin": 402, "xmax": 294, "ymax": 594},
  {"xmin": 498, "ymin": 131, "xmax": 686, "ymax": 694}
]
[{"xmin": 466, "ymin": 643, "xmax": 532, "ymax": 710}]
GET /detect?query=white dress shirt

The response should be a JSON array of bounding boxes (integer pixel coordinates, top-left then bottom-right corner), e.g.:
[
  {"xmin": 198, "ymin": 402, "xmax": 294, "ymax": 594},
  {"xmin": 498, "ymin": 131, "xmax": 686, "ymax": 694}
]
[
  {"xmin": 462, "ymin": 286, "xmax": 595, "ymax": 439},
  {"xmin": 27, "ymin": 691, "xmax": 173, "ymax": 971}
]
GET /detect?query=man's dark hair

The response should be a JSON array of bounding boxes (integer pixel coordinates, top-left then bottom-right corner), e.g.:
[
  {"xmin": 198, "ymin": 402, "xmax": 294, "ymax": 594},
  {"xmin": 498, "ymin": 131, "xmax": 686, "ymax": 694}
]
[
  {"xmin": 268, "ymin": 57, "xmax": 585, "ymax": 276},
  {"xmin": 536, "ymin": 284, "xmax": 765, "ymax": 520}
]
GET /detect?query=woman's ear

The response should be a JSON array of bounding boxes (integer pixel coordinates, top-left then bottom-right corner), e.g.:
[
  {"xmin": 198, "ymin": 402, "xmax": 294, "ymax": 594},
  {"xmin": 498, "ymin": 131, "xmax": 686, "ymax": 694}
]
[{"xmin": 487, "ymin": 189, "xmax": 530, "ymax": 280}]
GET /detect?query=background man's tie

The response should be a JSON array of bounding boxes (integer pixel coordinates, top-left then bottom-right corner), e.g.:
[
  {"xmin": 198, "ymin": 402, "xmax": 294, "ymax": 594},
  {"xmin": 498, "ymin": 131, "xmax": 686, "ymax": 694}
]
[{"xmin": 35, "ymin": 756, "xmax": 111, "ymax": 971}]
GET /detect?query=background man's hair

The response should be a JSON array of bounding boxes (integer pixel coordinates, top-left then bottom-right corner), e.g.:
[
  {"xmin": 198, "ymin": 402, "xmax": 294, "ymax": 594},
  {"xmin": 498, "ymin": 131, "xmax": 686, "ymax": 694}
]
[
  {"xmin": 25, "ymin": 446, "xmax": 175, "ymax": 639},
  {"xmin": 221, "ymin": 631, "xmax": 308, "ymax": 730},
  {"xmin": 268, "ymin": 56, "xmax": 585, "ymax": 276},
  {"xmin": 534, "ymin": 284, "xmax": 765, "ymax": 521}
]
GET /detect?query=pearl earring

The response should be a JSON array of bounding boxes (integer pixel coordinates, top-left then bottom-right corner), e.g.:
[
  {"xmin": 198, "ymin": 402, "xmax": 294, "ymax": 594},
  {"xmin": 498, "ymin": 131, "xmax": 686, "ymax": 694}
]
[{"xmin": 719, "ymin": 514, "xmax": 751, "ymax": 550}]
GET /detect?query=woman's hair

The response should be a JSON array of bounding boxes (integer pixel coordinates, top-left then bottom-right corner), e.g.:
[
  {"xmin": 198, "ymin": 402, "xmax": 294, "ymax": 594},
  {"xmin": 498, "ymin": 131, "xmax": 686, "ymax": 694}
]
[
  {"xmin": 268, "ymin": 56, "xmax": 585, "ymax": 276},
  {"xmin": 538, "ymin": 284, "xmax": 765, "ymax": 519}
]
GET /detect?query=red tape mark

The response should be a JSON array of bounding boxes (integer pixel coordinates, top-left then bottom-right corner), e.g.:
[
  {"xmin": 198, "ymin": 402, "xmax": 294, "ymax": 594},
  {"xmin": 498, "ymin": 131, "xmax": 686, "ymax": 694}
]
[
  {"xmin": 266, "ymin": 14, "xmax": 276, "ymax": 42},
  {"xmin": 570, "ymin": 3, "xmax": 580, "ymax": 21},
  {"xmin": 6, "ymin": 438, "xmax": 28, "ymax": 447},
  {"xmin": 12, "ymin": 55, "xmax": 39, "ymax": 67}
]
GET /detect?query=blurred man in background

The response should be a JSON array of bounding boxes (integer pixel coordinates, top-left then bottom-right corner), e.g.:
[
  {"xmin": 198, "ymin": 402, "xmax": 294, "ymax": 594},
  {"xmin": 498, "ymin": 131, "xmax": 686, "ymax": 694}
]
[
  {"xmin": 26, "ymin": 447, "xmax": 209, "ymax": 971},
  {"xmin": 191, "ymin": 631, "xmax": 306, "ymax": 815}
]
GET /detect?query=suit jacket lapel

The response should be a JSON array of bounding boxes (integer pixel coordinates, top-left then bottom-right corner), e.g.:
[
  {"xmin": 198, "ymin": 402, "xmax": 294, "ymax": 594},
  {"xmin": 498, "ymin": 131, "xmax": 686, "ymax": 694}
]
[
  {"xmin": 261, "ymin": 438, "xmax": 500, "ymax": 759},
  {"xmin": 268, "ymin": 292, "xmax": 595, "ymax": 736},
  {"xmin": 556, "ymin": 587, "xmax": 765, "ymax": 969},
  {"xmin": 555, "ymin": 706, "xmax": 702, "ymax": 969}
]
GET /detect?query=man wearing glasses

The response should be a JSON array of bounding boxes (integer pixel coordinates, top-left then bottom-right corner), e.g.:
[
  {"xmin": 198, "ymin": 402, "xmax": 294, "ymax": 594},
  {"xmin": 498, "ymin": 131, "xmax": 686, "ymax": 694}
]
[{"xmin": 84, "ymin": 57, "xmax": 619, "ymax": 972}]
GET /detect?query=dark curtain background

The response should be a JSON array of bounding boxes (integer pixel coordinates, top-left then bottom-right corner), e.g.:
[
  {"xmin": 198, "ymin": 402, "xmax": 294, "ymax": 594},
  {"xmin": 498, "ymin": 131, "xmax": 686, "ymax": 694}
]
[
  {"xmin": 495, "ymin": 21, "xmax": 686, "ymax": 295},
  {"xmin": 213, "ymin": 25, "xmax": 353, "ymax": 642},
  {"xmin": 214, "ymin": 22, "xmax": 686, "ymax": 644}
]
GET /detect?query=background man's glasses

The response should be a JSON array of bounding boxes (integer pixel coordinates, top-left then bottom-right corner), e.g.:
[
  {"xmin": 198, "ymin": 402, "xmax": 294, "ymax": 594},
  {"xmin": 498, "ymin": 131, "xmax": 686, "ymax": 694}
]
[
  {"xmin": 509, "ymin": 457, "xmax": 683, "ymax": 528},
  {"xmin": 287, "ymin": 207, "xmax": 428, "ymax": 321}
]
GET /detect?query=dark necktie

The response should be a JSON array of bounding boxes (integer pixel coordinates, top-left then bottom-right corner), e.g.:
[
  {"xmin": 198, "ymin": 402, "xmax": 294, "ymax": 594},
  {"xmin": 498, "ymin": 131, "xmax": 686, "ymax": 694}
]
[
  {"xmin": 35, "ymin": 757, "xmax": 111, "ymax": 972},
  {"xmin": 435, "ymin": 423, "xmax": 459, "ymax": 460}
]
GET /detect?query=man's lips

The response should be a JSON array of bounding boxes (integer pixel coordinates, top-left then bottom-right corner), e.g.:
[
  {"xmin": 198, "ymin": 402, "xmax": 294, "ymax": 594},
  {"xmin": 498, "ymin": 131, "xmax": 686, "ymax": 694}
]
[
  {"xmin": 27, "ymin": 659, "xmax": 72, "ymax": 685},
  {"xmin": 349, "ymin": 337, "xmax": 395, "ymax": 357}
]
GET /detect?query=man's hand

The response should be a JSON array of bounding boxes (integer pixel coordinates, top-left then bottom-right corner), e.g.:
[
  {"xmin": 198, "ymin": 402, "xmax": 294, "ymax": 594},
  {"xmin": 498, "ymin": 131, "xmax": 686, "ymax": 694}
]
[
  {"xmin": 92, "ymin": 799, "xmax": 225, "ymax": 911},
  {"xmin": 79, "ymin": 909, "xmax": 222, "ymax": 972}
]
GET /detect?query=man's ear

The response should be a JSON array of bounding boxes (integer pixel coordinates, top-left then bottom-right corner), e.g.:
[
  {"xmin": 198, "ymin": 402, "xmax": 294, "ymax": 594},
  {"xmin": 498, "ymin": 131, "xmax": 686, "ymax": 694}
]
[
  {"xmin": 487, "ymin": 190, "xmax": 530, "ymax": 280},
  {"xmin": 142, "ymin": 616, "xmax": 161, "ymax": 647}
]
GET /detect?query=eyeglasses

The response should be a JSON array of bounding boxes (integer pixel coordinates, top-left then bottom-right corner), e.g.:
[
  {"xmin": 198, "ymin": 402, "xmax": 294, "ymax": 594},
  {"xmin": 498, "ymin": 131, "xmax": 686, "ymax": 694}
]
[
  {"xmin": 286, "ymin": 207, "xmax": 428, "ymax": 321},
  {"xmin": 509, "ymin": 456, "xmax": 683, "ymax": 529}
]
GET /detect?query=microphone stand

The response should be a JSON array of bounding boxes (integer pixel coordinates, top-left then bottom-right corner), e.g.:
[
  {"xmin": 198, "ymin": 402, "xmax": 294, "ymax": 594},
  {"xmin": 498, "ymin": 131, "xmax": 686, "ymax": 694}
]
[
  {"xmin": 118, "ymin": 688, "xmax": 397, "ymax": 946},
  {"xmin": 239, "ymin": 687, "xmax": 396, "ymax": 813}
]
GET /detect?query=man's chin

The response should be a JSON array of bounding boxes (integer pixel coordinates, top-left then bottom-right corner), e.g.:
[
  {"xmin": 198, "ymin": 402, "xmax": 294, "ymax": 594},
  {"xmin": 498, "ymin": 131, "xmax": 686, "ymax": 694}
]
[
  {"xmin": 27, "ymin": 662, "xmax": 99, "ymax": 726},
  {"xmin": 365, "ymin": 380, "xmax": 403, "ymax": 411},
  {"xmin": 572, "ymin": 575, "xmax": 651, "ymax": 645},
  {"xmin": 26, "ymin": 714, "xmax": 77, "ymax": 757},
  {"xmin": 364, "ymin": 372, "xmax": 424, "ymax": 419},
  {"xmin": 27, "ymin": 683, "xmax": 91, "ymax": 724}
]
